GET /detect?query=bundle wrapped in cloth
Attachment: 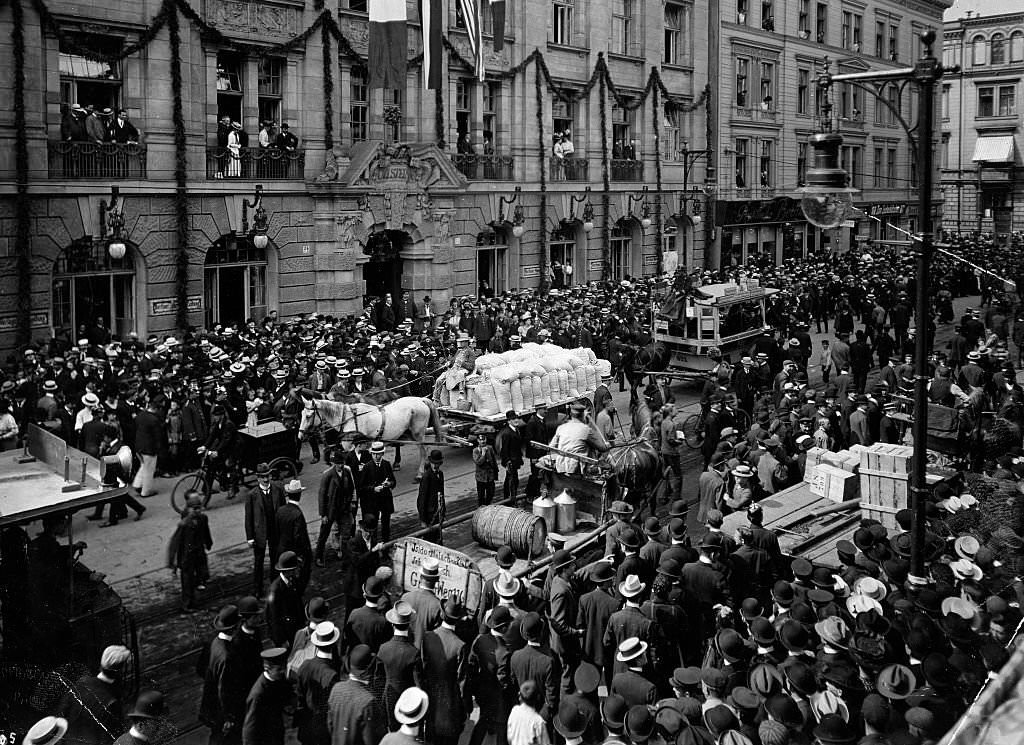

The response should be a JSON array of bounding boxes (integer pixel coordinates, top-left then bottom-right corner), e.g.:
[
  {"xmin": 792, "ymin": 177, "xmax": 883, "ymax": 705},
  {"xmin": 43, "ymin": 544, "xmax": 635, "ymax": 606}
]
[{"xmin": 462, "ymin": 342, "xmax": 604, "ymax": 417}]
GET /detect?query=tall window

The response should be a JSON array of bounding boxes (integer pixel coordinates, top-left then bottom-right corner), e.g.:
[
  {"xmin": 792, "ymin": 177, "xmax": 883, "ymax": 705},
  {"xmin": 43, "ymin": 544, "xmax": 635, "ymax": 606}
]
[
  {"xmin": 888, "ymin": 24, "xmax": 899, "ymax": 60},
  {"xmin": 910, "ymin": 147, "xmax": 917, "ymax": 188},
  {"xmin": 1012, "ymin": 31, "xmax": 1024, "ymax": 62},
  {"xmin": 842, "ymin": 12, "xmax": 852, "ymax": 49},
  {"xmin": 887, "ymin": 84, "xmax": 899, "ymax": 125},
  {"xmin": 737, "ymin": 0, "xmax": 749, "ymax": 24},
  {"xmin": 204, "ymin": 235, "xmax": 269, "ymax": 327},
  {"xmin": 552, "ymin": 0, "xmax": 574, "ymax": 45},
  {"xmin": 216, "ymin": 52, "xmax": 244, "ymax": 122},
  {"xmin": 759, "ymin": 140, "xmax": 773, "ymax": 186},
  {"xmin": 549, "ymin": 226, "xmax": 577, "ymax": 275},
  {"xmin": 852, "ymin": 14, "xmax": 862, "ymax": 49},
  {"xmin": 941, "ymin": 84, "xmax": 950, "ymax": 119},
  {"xmin": 59, "ymin": 34, "xmax": 123, "ymax": 113},
  {"xmin": 941, "ymin": 134, "xmax": 951, "ymax": 169},
  {"xmin": 612, "ymin": 0, "xmax": 634, "ymax": 55},
  {"xmin": 972, "ymin": 35, "xmax": 986, "ymax": 66},
  {"xmin": 798, "ymin": 0, "xmax": 810, "ymax": 34},
  {"xmin": 476, "ymin": 231, "xmax": 508, "ymax": 295},
  {"xmin": 735, "ymin": 138, "xmax": 749, "ymax": 187},
  {"xmin": 760, "ymin": 63, "xmax": 775, "ymax": 110},
  {"xmin": 53, "ymin": 239, "xmax": 136, "ymax": 338},
  {"xmin": 797, "ymin": 141, "xmax": 808, "ymax": 185},
  {"xmin": 483, "ymin": 81, "xmax": 500, "ymax": 149},
  {"xmin": 999, "ymin": 85, "xmax": 1017, "ymax": 116},
  {"xmin": 662, "ymin": 107, "xmax": 680, "ymax": 158},
  {"xmin": 797, "ymin": 68, "xmax": 810, "ymax": 114},
  {"xmin": 886, "ymin": 147, "xmax": 897, "ymax": 187},
  {"xmin": 873, "ymin": 147, "xmax": 884, "ymax": 187},
  {"xmin": 611, "ymin": 102, "xmax": 635, "ymax": 157},
  {"xmin": 257, "ymin": 57, "xmax": 284, "ymax": 126},
  {"xmin": 842, "ymin": 145, "xmax": 862, "ymax": 187},
  {"xmin": 991, "ymin": 33, "xmax": 1006, "ymax": 65},
  {"xmin": 815, "ymin": 3, "xmax": 827, "ymax": 43},
  {"xmin": 875, "ymin": 22, "xmax": 885, "ymax": 58},
  {"xmin": 456, "ymin": 78, "xmax": 474, "ymax": 145},
  {"xmin": 761, "ymin": 0, "xmax": 774, "ymax": 30},
  {"xmin": 664, "ymin": 2, "xmax": 685, "ymax": 65},
  {"xmin": 610, "ymin": 223, "xmax": 633, "ymax": 279},
  {"xmin": 553, "ymin": 99, "xmax": 576, "ymax": 141},
  {"xmin": 736, "ymin": 58, "xmax": 749, "ymax": 107},
  {"xmin": 350, "ymin": 65, "xmax": 368, "ymax": 142},
  {"xmin": 386, "ymin": 89, "xmax": 403, "ymax": 143},
  {"xmin": 978, "ymin": 86, "xmax": 995, "ymax": 117}
]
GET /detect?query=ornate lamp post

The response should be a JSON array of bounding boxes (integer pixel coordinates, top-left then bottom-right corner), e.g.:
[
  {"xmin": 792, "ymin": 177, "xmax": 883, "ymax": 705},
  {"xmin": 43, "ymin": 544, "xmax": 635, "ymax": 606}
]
[
  {"xmin": 242, "ymin": 184, "xmax": 270, "ymax": 250},
  {"xmin": 100, "ymin": 186, "xmax": 128, "ymax": 260}
]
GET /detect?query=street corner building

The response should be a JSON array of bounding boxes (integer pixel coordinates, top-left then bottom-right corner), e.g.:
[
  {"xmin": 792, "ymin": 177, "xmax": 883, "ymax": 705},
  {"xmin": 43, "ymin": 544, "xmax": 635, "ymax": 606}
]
[{"xmin": 0, "ymin": 0, "xmax": 948, "ymax": 357}]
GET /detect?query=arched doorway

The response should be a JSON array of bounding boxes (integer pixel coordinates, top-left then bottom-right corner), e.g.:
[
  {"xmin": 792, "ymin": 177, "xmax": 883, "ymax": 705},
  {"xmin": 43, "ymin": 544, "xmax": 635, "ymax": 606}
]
[
  {"xmin": 204, "ymin": 234, "xmax": 273, "ymax": 327},
  {"xmin": 52, "ymin": 237, "xmax": 139, "ymax": 340},
  {"xmin": 362, "ymin": 230, "xmax": 408, "ymax": 305}
]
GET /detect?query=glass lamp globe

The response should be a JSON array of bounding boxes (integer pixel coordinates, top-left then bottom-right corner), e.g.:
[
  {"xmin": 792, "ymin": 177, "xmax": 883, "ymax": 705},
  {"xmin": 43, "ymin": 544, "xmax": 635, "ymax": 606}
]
[
  {"xmin": 798, "ymin": 131, "xmax": 858, "ymax": 231},
  {"xmin": 641, "ymin": 216, "xmax": 652, "ymax": 229},
  {"xmin": 108, "ymin": 240, "xmax": 127, "ymax": 260},
  {"xmin": 253, "ymin": 232, "xmax": 269, "ymax": 250},
  {"xmin": 799, "ymin": 191, "xmax": 852, "ymax": 229},
  {"xmin": 582, "ymin": 220, "xmax": 594, "ymax": 233},
  {"xmin": 692, "ymin": 215, "xmax": 703, "ymax": 226},
  {"xmin": 512, "ymin": 223, "xmax": 525, "ymax": 238}
]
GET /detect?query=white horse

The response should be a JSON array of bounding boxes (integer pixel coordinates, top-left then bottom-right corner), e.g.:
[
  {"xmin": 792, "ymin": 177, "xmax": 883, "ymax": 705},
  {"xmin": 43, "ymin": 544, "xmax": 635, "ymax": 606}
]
[{"xmin": 297, "ymin": 396, "xmax": 446, "ymax": 478}]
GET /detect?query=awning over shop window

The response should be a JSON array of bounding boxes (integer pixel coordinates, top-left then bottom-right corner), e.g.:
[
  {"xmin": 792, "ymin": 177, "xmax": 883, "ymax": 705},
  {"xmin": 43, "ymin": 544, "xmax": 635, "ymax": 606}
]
[{"xmin": 972, "ymin": 135, "xmax": 1016, "ymax": 164}]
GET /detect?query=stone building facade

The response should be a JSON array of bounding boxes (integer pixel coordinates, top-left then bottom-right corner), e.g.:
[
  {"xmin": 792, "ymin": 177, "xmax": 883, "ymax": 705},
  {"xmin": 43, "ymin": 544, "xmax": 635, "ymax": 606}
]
[
  {"xmin": 941, "ymin": 10, "xmax": 1024, "ymax": 236},
  {"xmin": 0, "ymin": 0, "xmax": 709, "ymax": 354}
]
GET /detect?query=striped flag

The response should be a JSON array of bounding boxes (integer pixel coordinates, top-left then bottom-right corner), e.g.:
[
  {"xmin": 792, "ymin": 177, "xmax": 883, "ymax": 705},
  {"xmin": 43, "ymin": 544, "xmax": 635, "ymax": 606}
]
[
  {"xmin": 458, "ymin": 0, "xmax": 485, "ymax": 81},
  {"xmin": 421, "ymin": 0, "xmax": 443, "ymax": 89},
  {"xmin": 369, "ymin": 0, "xmax": 407, "ymax": 89},
  {"xmin": 489, "ymin": 0, "xmax": 505, "ymax": 51}
]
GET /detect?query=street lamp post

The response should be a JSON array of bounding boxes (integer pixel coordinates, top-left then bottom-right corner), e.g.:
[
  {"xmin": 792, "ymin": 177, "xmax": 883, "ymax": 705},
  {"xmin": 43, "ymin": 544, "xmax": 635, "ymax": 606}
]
[
  {"xmin": 801, "ymin": 29, "xmax": 952, "ymax": 579},
  {"xmin": 680, "ymin": 141, "xmax": 709, "ymax": 270}
]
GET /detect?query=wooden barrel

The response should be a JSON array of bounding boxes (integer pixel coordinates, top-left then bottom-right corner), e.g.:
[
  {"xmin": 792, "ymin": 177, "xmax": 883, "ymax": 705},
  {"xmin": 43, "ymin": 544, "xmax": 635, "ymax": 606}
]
[{"xmin": 471, "ymin": 505, "xmax": 547, "ymax": 558}]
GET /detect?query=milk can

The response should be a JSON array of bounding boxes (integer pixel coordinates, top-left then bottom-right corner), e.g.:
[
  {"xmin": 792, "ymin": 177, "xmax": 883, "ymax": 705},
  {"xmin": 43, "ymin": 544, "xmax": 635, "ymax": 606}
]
[
  {"xmin": 532, "ymin": 494, "xmax": 556, "ymax": 533},
  {"xmin": 554, "ymin": 489, "xmax": 577, "ymax": 533}
]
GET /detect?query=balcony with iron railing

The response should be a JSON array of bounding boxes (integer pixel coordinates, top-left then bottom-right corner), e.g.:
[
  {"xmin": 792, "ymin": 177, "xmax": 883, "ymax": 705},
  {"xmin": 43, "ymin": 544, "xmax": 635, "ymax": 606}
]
[
  {"xmin": 550, "ymin": 157, "xmax": 590, "ymax": 182},
  {"xmin": 611, "ymin": 159, "xmax": 644, "ymax": 182},
  {"xmin": 48, "ymin": 141, "xmax": 147, "ymax": 179},
  {"xmin": 205, "ymin": 146, "xmax": 305, "ymax": 179},
  {"xmin": 451, "ymin": 153, "xmax": 515, "ymax": 180}
]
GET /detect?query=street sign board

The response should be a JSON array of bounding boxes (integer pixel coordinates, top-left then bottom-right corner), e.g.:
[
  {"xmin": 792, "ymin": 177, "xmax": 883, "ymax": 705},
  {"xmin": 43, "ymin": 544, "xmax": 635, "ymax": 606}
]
[{"xmin": 390, "ymin": 537, "xmax": 484, "ymax": 612}]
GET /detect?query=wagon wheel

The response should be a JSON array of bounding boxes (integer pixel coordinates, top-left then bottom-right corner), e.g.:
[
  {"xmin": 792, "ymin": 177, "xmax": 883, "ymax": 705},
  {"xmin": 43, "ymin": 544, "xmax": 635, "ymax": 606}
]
[
  {"xmin": 170, "ymin": 471, "xmax": 211, "ymax": 514},
  {"xmin": 580, "ymin": 396, "xmax": 595, "ymax": 416},
  {"xmin": 732, "ymin": 408, "xmax": 752, "ymax": 435},
  {"xmin": 269, "ymin": 456, "xmax": 299, "ymax": 483},
  {"xmin": 681, "ymin": 413, "xmax": 705, "ymax": 449}
]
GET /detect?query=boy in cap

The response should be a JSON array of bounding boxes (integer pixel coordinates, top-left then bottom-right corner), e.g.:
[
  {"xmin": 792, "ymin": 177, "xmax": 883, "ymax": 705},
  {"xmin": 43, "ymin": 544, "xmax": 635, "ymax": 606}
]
[{"xmin": 167, "ymin": 491, "xmax": 213, "ymax": 613}]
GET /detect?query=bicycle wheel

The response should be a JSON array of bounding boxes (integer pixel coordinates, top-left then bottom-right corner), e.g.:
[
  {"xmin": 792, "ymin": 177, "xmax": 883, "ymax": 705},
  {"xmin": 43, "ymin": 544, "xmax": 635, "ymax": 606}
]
[
  {"xmin": 170, "ymin": 472, "xmax": 210, "ymax": 514},
  {"xmin": 269, "ymin": 456, "xmax": 298, "ymax": 483},
  {"xmin": 733, "ymin": 409, "xmax": 752, "ymax": 434},
  {"xmin": 682, "ymin": 413, "xmax": 705, "ymax": 449}
]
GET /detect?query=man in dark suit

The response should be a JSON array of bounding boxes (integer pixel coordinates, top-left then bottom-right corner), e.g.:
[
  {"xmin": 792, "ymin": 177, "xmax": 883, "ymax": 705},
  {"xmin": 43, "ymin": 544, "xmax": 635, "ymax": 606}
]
[
  {"xmin": 577, "ymin": 562, "xmax": 620, "ymax": 690},
  {"xmin": 509, "ymin": 612, "xmax": 558, "ymax": 721},
  {"xmin": 604, "ymin": 576, "xmax": 654, "ymax": 678},
  {"xmin": 340, "ymin": 515, "xmax": 383, "ymax": 628},
  {"xmin": 848, "ymin": 394, "xmax": 872, "ymax": 446},
  {"xmin": 57, "ymin": 397, "xmax": 77, "ymax": 445},
  {"xmin": 132, "ymin": 400, "xmax": 162, "ymax": 497},
  {"xmin": 294, "ymin": 621, "xmax": 341, "ymax": 745},
  {"xmin": 680, "ymin": 534, "xmax": 732, "ymax": 643},
  {"xmin": 203, "ymin": 404, "xmax": 239, "ymax": 498},
  {"xmin": 495, "ymin": 412, "xmax": 524, "ymax": 505},
  {"xmin": 421, "ymin": 599, "xmax": 471, "ymax": 745},
  {"xmin": 241, "ymin": 648, "xmax": 293, "ymax": 745},
  {"xmin": 398, "ymin": 291, "xmax": 417, "ymax": 327},
  {"xmin": 265, "ymin": 551, "xmax": 305, "ymax": 649},
  {"xmin": 244, "ymin": 462, "xmax": 285, "ymax": 597},
  {"xmin": 359, "ymin": 440, "xmax": 396, "ymax": 541},
  {"xmin": 344, "ymin": 576, "xmax": 391, "ymax": 652},
  {"xmin": 198, "ymin": 605, "xmax": 245, "ymax": 744},
  {"xmin": 327, "ymin": 645, "xmax": 387, "ymax": 745},
  {"xmin": 417, "ymin": 450, "xmax": 446, "ymax": 545},
  {"xmin": 109, "ymin": 109, "xmax": 140, "ymax": 143},
  {"xmin": 467, "ymin": 606, "xmax": 514, "ymax": 745},
  {"xmin": 548, "ymin": 550, "xmax": 583, "ymax": 695},
  {"xmin": 610, "ymin": 638, "xmax": 657, "ymax": 708},
  {"xmin": 315, "ymin": 451, "xmax": 356, "ymax": 567},
  {"xmin": 58, "ymin": 644, "xmax": 132, "ymax": 745},
  {"xmin": 276, "ymin": 479, "xmax": 313, "ymax": 593},
  {"xmin": 377, "ymin": 601, "xmax": 423, "ymax": 731}
]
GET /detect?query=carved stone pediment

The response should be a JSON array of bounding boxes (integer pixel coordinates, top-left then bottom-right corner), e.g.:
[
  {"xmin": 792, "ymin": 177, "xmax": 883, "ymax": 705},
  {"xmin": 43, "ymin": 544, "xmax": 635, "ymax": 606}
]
[
  {"xmin": 206, "ymin": 0, "xmax": 300, "ymax": 39},
  {"xmin": 337, "ymin": 141, "xmax": 469, "ymax": 191}
]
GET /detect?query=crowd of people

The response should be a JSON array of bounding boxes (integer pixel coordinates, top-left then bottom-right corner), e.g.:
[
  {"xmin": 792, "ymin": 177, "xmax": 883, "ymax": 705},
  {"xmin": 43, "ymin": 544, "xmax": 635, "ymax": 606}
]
[{"xmin": 8, "ymin": 232, "xmax": 1024, "ymax": 745}]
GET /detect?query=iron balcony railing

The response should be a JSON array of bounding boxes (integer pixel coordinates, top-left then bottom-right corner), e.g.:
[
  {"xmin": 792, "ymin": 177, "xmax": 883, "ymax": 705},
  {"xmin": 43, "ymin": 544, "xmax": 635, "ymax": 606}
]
[
  {"xmin": 452, "ymin": 153, "xmax": 515, "ymax": 180},
  {"xmin": 611, "ymin": 159, "xmax": 644, "ymax": 182},
  {"xmin": 48, "ymin": 141, "xmax": 147, "ymax": 179},
  {"xmin": 206, "ymin": 146, "xmax": 305, "ymax": 180},
  {"xmin": 549, "ymin": 157, "xmax": 590, "ymax": 182}
]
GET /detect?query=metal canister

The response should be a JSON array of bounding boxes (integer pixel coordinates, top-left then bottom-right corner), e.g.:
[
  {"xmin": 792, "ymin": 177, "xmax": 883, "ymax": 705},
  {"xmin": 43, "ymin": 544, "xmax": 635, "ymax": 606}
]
[
  {"xmin": 532, "ymin": 494, "xmax": 556, "ymax": 533},
  {"xmin": 554, "ymin": 489, "xmax": 577, "ymax": 533}
]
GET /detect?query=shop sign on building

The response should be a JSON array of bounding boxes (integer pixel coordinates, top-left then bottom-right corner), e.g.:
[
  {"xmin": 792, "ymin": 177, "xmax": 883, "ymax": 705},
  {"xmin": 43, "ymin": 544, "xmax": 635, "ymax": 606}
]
[
  {"xmin": 521, "ymin": 264, "xmax": 541, "ymax": 278},
  {"xmin": 866, "ymin": 204, "xmax": 907, "ymax": 217},
  {"xmin": 0, "ymin": 312, "xmax": 49, "ymax": 331},
  {"xmin": 150, "ymin": 296, "xmax": 202, "ymax": 316}
]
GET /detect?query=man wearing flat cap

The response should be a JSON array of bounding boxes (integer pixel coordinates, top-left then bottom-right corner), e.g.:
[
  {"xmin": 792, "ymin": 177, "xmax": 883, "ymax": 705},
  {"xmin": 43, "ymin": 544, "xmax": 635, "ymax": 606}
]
[{"xmin": 57, "ymin": 644, "xmax": 133, "ymax": 745}]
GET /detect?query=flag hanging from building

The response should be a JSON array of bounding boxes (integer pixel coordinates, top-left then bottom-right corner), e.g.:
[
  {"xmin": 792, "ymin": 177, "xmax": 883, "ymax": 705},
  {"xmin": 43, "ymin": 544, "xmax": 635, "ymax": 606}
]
[
  {"xmin": 421, "ymin": 0, "xmax": 443, "ymax": 89},
  {"xmin": 458, "ymin": 0, "xmax": 485, "ymax": 81},
  {"xmin": 369, "ymin": 0, "xmax": 407, "ymax": 89},
  {"xmin": 489, "ymin": 0, "xmax": 505, "ymax": 51}
]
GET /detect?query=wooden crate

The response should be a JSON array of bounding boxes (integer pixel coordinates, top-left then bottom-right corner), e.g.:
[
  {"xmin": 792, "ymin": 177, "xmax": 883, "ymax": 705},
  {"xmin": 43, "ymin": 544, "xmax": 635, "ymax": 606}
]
[
  {"xmin": 804, "ymin": 447, "xmax": 829, "ymax": 483},
  {"xmin": 817, "ymin": 464, "xmax": 859, "ymax": 502},
  {"xmin": 858, "ymin": 443, "xmax": 913, "ymax": 529}
]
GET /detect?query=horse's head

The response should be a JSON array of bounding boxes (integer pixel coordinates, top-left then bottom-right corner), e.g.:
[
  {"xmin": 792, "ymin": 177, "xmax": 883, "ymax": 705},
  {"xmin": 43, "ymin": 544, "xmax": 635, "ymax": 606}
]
[{"xmin": 297, "ymin": 396, "xmax": 320, "ymax": 441}]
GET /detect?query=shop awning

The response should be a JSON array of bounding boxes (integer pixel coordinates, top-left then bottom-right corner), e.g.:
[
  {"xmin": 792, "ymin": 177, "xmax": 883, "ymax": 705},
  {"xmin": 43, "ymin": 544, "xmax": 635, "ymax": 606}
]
[{"xmin": 972, "ymin": 135, "xmax": 1016, "ymax": 164}]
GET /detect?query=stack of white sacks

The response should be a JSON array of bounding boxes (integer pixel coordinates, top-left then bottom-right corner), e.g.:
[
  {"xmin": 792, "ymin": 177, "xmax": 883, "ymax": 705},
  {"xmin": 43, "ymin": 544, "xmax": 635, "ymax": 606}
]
[{"xmin": 440, "ymin": 343, "xmax": 603, "ymax": 416}]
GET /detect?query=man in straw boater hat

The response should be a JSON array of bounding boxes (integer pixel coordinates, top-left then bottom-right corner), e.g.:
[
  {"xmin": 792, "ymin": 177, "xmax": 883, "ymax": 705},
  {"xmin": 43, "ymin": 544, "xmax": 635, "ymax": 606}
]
[
  {"xmin": 378, "ymin": 601, "xmax": 422, "ymax": 731},
  {"xmin": 604, "ymin": 574, "xmax": 653, "ymax": 676},
  {"xmin": 381, "ymin": 687, "xmax": 430, "ymax": 745},
  {"xmin": 20, "ymin": 716, "xmax": 68, "ymax": 745},
  {"xmin": 327, "ymin": 644, "xmax": 387, "ymax": 745},
  {"xmin": 610, "ymin": 637, "xmax": 656, "ymax": 708},
  {"xmin": 293, "ymin": 621, "xmax": 341, "ymax": 745}
]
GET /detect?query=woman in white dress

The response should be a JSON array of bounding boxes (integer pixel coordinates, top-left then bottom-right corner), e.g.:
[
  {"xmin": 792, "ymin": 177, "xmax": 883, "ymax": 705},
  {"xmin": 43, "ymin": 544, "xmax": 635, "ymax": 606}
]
[{"xmin": 226, "ymin": 124, "xmax": 242, "ymax": 177}]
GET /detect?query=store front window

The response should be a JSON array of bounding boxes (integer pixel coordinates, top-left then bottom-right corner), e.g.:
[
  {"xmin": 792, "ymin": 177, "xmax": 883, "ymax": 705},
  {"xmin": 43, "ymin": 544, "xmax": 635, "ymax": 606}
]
[
  {"xmin": 204, "ymin": 234, "xmax": 270, "ymax": 327},
  {"xmin": 476, "ymin": 230, "xmax": 508, "ymax": 297},
  {"xmin": 53, "ymin": 237, "xmax": 137, "ymax": 340}
]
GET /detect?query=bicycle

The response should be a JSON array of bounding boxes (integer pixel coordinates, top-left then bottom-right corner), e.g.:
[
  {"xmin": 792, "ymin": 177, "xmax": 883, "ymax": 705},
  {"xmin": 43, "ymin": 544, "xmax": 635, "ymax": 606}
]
[{"xmin": 170, "ymin": 450, "xmax": 239, "ymax": 514}]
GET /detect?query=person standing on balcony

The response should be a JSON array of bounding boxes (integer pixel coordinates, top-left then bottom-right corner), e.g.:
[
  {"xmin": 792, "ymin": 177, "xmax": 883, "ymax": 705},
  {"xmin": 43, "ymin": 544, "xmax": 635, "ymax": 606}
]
[
  {"xmin": 216, "ymin": 115, "xmax": 232, "ymax": 178},
  {"xmin": 227, "ymin": 122, "xmax": 243, "ymax": 178},
  {"xmin": 84, "ymin": 105, "xmax": 107, "ymax": 144},
  {"xmin": 276, "ymin": 123, "xmax": 298, "ymax": 152},
  {"xmin": 110, "ymin": 109, "xmax": 140, "ymax": 144}
]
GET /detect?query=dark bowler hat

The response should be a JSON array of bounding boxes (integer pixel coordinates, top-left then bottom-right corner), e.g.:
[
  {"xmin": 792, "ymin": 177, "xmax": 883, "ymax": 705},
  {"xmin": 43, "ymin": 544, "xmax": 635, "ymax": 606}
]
[
  {"xmin": 555, "ymin": 700, "xmax": 589, "ymax": 740},
  {"xmin": 128, "ymin": 690, "xmax": 167, "ymax": 720},
  {"xmin": 213, "ymin": 605, "xmax": 240, "ymax": 631},
  {"xmin": 305, "ymin": 596, "xmax": 330, "ymax": 621},
  {"xmin": 276, "ymin": 551, "xmax": 300, "ymax": 572}
]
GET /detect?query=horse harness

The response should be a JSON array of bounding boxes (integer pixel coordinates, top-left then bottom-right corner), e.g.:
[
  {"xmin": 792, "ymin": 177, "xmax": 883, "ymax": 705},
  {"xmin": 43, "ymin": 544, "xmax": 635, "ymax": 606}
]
[{"xmin": 304, "ymin": 399, "xmax": 389, "ymax": 441}]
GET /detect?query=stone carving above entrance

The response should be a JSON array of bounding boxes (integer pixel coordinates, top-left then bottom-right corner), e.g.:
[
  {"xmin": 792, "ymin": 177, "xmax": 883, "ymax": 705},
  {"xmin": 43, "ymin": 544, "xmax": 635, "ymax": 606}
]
[
  {"xmin": 208, "ymin": 1, "xmax": 300, "ymax": 38},
  {"xmin": 318, "ymin": 141, "xmax": 469, "ymax": 192}
]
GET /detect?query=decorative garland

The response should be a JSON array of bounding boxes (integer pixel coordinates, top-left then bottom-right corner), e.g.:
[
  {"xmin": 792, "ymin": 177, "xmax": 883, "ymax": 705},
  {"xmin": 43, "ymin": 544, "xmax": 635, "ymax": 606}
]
[
  {"xmin": 598, "ymin": 55, "xmax": 612, "ymax": 283},
  {"xmin": 652, "ymin": 81, "xmax": 664, "ymax": 275},
  {"xmin": 167, "ymin": 0, "xmax": 190, "ymax": 331},
  {"xmin": 12, "ymin": 0, "xmax": 31, "ymax": 345},
  {"xmin": 321, "ymin": 22, "xmax": 334, "ymax": 151},
  {"xmin": 31, "ymin": 0, "xmax": 172, "ymax": 63},
  {"xmin": 535, "ymin": 60, "xmax": 547, "ymax": 292}
]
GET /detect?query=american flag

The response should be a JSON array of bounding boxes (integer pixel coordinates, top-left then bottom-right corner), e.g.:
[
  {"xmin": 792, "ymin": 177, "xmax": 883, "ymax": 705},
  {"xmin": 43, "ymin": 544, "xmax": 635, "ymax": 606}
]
[{"xmin": 458, "ymin": 0, "xmax": 485, "ymax": 81}]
